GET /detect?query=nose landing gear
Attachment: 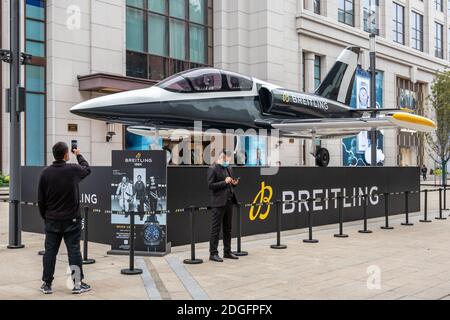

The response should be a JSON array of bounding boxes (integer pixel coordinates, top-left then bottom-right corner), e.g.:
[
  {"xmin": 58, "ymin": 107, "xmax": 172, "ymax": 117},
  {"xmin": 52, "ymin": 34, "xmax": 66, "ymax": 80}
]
[{"xmin": 310, "ymin": 130, "xmax": 330, "ymax": 167}]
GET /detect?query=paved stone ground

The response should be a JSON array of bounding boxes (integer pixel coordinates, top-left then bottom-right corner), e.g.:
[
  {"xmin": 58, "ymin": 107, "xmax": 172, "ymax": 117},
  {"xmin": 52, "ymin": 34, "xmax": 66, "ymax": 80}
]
[{"xmin": 0, "ymin": 188, "xmax": 449, "ymax": 300}]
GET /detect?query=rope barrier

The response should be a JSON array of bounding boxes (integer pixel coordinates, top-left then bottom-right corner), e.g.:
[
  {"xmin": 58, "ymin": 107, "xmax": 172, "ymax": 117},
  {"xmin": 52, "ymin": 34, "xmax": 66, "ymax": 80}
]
[
  {"xmin": 2, "ymin": 187, "xmax": 446, "ymax": 215},
  {"xmin": 2, "ymin": 186, "xmax": 448, "ymax": 269}
]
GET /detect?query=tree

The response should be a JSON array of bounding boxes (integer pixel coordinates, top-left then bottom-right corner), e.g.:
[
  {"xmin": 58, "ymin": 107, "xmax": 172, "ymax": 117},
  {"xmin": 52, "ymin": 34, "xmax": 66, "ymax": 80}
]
[{"xmin": 426, "ymin": 69, "xmax": 450, "ymax": 185}]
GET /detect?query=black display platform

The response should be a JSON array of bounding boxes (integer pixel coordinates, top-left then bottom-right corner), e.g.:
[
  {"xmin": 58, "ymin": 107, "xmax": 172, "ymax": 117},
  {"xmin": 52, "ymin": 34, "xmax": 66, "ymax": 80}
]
[{"xmin": 21, "ymin": 166, "xmax": 420, "ymax": 247}]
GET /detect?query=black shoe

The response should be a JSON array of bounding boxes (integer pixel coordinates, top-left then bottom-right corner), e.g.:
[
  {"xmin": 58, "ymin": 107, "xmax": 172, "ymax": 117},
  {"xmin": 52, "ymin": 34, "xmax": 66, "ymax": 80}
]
[
  {"xmin": 72, "ymin": 282, "xmax": 91, "ymax": 294},
  {"xmin": 209, "ymin": 254, "xmax": 224, "ymax": 263},
  {"xmin": 224, "ymin": 252, "xmax": 239, "ymax": 260},
  {"xmin": 40, "ymin": 282, "xmax": 53, "ymax": 294}
]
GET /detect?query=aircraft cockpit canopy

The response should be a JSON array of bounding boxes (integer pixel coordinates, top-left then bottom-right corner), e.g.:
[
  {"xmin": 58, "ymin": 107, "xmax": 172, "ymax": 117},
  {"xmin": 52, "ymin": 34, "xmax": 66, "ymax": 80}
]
[{"xmin": 157, "ymin": 68, "xmax": 253, "ymax": 93}]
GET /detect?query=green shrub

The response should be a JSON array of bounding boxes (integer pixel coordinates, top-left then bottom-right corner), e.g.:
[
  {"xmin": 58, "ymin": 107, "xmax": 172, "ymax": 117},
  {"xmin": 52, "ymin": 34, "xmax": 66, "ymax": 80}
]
[{"xmin": 0, "ymin": 173, "xmax": 9, "ymax": 187}]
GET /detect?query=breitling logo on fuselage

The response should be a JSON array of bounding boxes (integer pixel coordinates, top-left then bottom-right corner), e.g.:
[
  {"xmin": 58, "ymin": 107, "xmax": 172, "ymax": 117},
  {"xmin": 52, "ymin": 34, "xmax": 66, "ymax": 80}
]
[{"xmin": 281, "ymin": 91, "xmax": 329, "ymax": 111}]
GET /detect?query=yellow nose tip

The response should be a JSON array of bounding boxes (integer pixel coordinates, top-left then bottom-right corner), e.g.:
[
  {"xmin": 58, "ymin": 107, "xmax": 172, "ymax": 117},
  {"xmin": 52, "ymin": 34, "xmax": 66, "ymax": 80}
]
[{"xmin": 392, "ymin": 113, "xmax": 437, "ymax": 129}]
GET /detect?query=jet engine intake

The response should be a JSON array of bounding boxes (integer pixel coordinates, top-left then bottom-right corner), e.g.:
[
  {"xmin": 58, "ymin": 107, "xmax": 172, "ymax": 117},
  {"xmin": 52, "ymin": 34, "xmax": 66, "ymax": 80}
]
[{"xmin": 258, "ymin": 87, "xmax": 329, "ymax": 118}]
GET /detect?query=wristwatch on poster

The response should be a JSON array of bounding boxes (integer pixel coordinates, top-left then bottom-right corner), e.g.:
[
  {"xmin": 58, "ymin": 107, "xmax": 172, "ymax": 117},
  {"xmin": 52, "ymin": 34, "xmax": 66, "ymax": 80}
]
[
  {"xmin": 358, "ymin": 86, "xmax": 369, "ymax": 108},
  {"xmin": 142, "ymin": 214, "xmax": 165, "ymax": 248}
]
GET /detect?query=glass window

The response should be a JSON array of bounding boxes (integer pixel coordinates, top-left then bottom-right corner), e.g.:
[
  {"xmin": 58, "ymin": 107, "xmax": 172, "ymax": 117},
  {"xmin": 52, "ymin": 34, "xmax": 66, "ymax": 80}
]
[
  {"xmin": 363, "ymin": 0, "xmax": 378, "ymax": 34},
  {"xmin": 26, "ymin": 40, "xmax": 45, "ymax": 57},
  {"xmin": 148, "ymin": 55, "xmax": 166, "ymax": 80},
  {"xmin": 411, "ymin": 12, "xmax": 423, "ymax": 52},
  {"xmin": 170, "ymin": 19, "xmax": 186, "ymax": 60},
  {"xmin": 302, "ymin": 52, "xmax": 306, "ymax": 92},
  {"xmin": 392, "ymin": 2, "xmax": 404, "ymax": 44},
  {"xmin": 338, "ymin": 0, "xmax": 354, "ymax": 27},
  {"xmin": 26, "ymin": 93, "xmax": 45, "ymax": 166},
  {"xmin": 126, "ymin": 7, "xmax": 145, "ymax": 52},
  {"xmin": 26, "ymin": 65, "xmax": 45, "ymax": 92},
  {"xmin": 25, "ymin": 0, "xmax": 46, "ymax": 166},
  {"xmin": 157, "ymin": 74, "xmax": 192, "ymax": 92},
  {"xmin": 26, "ymin": 1, "xmax": 45, "ymax": 56},
  {"xmin": 126, "ymin": 51, "xmax": 148, "ymax": 78},
  {"xmin": 127, "ymin": 0, "xmax": 144, "ymax": 8},
  {"xmin": 189, "ymin": 24, "xmax": 205, "ymax": 63},
  {"xmin": 314, "ymin": 55, "xmax": 321, "ymax": 90},
  {"xmin": 170, "ymin": 0, "xmax": 186, "ymax": 19},
  {"xmin": 224, "ymin": 71, "xmax": 253, "ymax": 91},
  {"xmin": 26, "ymin": 0, "xmax": 45, "ymax": 19},
  {"xmin": 158, "ymin": 68, "xmax": 253, "ymax": 92},
  {"xmin": 148, "ymin": 13, "xmax": 168, "ymax": 56},
  {"xmin": 126, "ymin": 0, "xmax": 212, "ymax": 82},
  {"xmin": 313, "ymin": 0, "xmax": 320, "ymax": 14},
  {"xmin": 184, "ymin": 69, "xmax": 222, "ymax": 92},
  {"xmin": 435, "ymin": 22, "xmax": 443, "ymax": 58},
  {"xmin": 148, "ymin": 0, "xmax": 166, "ymax": 13},
  {"xmin": 396, "ymin": 77, "xmax": 422, "ymax": 112},
  {"xmin": 169, "ymin": 59, "xmax": 190, "ymax": 75},
  {"xmin": 189, "ymin": 0, "xmax": 205, "ymax": 23},
  {"xmin": 434, "ymin": 0, "xmax": 443, "ymax": 11},
  {"xmin": 26, "ymin": 20, "xmax": 45, "ymax": 41},
  {"xmin": 448, "ymin": 28, "xmax": 450, "ymax": 62}
]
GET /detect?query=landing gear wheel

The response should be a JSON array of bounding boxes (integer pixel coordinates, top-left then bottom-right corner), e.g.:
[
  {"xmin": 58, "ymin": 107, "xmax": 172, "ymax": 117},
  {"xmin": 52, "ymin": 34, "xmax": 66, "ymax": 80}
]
[{"xmin": 316, "ymin": 148, "xmax": 330, "ymax": 167}]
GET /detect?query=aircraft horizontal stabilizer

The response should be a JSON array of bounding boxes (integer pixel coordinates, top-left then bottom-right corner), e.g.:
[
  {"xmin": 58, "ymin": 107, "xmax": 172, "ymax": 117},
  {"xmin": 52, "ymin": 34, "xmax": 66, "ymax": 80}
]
[{"xmin": 262, "ymin": 112, "xmax": 436, "ymax": 139}]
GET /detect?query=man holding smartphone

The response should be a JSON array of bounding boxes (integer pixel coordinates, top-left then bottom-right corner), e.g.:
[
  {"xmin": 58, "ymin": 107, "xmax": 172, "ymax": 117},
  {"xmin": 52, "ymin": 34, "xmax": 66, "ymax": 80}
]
[
  {"xmin": 207, "ymin": 149, "xmax": 240, "ymax": 262},
  {"xmin": 38, "ymin": 141, "xmax": 91, "ymax": 294}
]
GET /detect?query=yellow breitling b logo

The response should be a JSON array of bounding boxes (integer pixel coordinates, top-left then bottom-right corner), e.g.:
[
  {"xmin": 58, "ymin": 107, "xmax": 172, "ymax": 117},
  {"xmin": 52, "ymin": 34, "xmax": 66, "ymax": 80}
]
[
  {"xmin": 249, "ymin": 182, "xmax": 273, "ymax": 221},
  {"xmin": 136, "ymin": 153, "xmax": 142, "ymax": 159},
  {"xmin": 282, "ymin": 91, "xmax": 290, "ymax": 103}
]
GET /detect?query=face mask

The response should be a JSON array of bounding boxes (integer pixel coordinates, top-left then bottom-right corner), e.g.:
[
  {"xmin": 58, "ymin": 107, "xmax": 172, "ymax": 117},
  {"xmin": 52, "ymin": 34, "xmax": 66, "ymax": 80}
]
[{"xmin": 221, "ymin": 162, "xmax": 229, "ymax": 168}]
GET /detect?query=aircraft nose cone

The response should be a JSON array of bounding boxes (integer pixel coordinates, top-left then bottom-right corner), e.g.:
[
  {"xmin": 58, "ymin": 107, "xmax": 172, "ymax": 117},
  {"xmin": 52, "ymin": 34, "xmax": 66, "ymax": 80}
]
[
  {"xmin": 70, "ymin": 101, "xmax": 93, "ymax": 117},
  {"xmin": 70, "ymin": 86, "xmax": 164, "ymax": 122}
]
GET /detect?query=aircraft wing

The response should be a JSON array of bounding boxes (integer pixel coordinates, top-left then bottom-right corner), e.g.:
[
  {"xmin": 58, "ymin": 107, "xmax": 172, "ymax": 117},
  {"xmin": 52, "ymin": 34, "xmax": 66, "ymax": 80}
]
[
  {"xmin": 128, "ymin": 113, "xmax": 435, "ymax": 140},
  {"xmin": 256, "ymin": 112, "xmax": 436, "ymax": 139}
]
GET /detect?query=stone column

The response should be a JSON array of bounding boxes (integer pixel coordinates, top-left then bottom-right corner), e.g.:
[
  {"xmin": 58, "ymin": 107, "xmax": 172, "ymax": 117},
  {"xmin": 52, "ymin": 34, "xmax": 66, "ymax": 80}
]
[
  {"xmin": 404, "ymin": 0, "xmax": 411, "ymax": 48},
  {"xmin": 304, "ymin": 52, "xmax": 316, "ymax": 93},
  {"xmin": 303, "ymin": 51, "xmax": 316, "ymax": 166}
]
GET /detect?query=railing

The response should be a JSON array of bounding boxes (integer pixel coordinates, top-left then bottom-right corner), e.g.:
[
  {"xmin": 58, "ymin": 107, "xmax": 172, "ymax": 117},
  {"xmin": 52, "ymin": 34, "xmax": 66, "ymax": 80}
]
[
  {"xmin": 1, "ymin": 186, "xmax": 448, "ymax": 272},
  {"xmin": 174, "ymin": 187, "xmax": 448, "ymax": 265}
]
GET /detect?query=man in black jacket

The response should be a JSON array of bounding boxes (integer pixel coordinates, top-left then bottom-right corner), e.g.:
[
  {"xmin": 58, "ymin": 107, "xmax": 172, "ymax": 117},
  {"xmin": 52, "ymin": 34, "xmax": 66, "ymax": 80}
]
[
  {"xmin": 134, "ymin": 175, "xmax": 146, "ymax": 213},
  {"xmin": 38, "ymin": 142, "xmax": 91, "ymax": 294},
  {"xmin": 207, "ymin": 150, "xmax": 240, "ymax": 262}
]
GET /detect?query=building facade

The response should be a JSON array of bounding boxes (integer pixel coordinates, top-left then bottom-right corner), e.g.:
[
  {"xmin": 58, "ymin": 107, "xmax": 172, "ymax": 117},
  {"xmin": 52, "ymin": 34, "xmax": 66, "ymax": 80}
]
[{"xmin": 1, "ymin": 0, "xmax": 449, "ymax": 173}]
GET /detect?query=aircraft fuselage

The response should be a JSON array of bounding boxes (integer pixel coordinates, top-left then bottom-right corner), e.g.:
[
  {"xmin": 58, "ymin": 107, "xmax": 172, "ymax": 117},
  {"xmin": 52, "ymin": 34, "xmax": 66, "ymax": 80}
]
[{"xmin": 71, "ymin": 88, "xmax": 356, "ymax": 132}]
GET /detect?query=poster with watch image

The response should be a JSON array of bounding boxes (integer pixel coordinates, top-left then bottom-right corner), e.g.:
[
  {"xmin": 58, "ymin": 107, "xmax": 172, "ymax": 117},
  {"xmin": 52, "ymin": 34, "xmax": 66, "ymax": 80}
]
[
  {"xmin": 343, "ymin": 68, "xmax": 385, "ymax": 167},
  {"xmin": 110, "ymin": 150, "xmax": 168, "ymax": 255}
]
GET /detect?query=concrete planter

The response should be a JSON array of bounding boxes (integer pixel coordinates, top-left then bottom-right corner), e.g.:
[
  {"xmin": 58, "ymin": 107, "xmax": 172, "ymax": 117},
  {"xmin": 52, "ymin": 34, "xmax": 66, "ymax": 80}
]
[{"xmin": 0, "ymin": 186, "xmax": 9, "ymax": 197}]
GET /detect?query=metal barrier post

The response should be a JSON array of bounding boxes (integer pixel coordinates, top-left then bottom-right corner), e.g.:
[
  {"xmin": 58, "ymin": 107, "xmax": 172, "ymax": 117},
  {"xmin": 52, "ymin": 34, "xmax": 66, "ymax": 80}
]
[
  {"xmin": 381, "ymin": 193, "xmax": 394, "ymax": 230},
  {"xmin": 184, "ymin": 206, "xmax": 203, "ymax": 264},
  {"xmin": 121, "ymin": 212, "xmax": 143, "ymax": 275},
  {"xmin": 334, "ymin": 196, "xmax": 348, "ymax": 238},
  {"xmin": 401, "ymin": 192, "xmax": 414, "ymax": 226},
  {"xmin": 82, "ymin": 206, "xmax": 96, "ymax": 265},
  {"xmin": 359, "ymin": 194, "xmax": 373, "ymax": 234},
  {"xmin": 303, "ymin": 198, "xmax": 319, "ymax": 243},
  {"xmin": 436, "ymin": 189, "xmax": 446, "ymax": 220},
  {"xmin": 271, "ymin": 200, "xmax": 287, "ymax": 249},
  {"xmin": 7, "ymin": 200, "xmax": 25, "ymax": 249},
  {"xmin": 420, "ymin": 190, "xmax": 432, "ymax": 223},
  {"xmin": 233, "ymin": 203, "xmax": 248, "ymax": 257},
  {"xmin": 444, "ymin": 185, "xmax": 448, "ymax": 211}
]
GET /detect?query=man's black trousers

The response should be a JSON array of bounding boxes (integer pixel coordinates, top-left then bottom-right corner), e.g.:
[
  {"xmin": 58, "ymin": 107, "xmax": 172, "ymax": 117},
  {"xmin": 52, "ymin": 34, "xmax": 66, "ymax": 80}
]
[
  {"xmin": 210, "ymin": 201, "xmax": 233, "ymax": 255},
  {"xmin": 42, "ymin": 219, "xmax": 83, "ymax": 284}
]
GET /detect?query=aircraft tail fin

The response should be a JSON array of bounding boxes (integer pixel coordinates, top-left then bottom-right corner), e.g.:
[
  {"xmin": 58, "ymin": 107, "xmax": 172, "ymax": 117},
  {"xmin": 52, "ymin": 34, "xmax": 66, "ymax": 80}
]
[{"xmin": 315, "ymin": 47, "xmax": 360, "ymax": 106}]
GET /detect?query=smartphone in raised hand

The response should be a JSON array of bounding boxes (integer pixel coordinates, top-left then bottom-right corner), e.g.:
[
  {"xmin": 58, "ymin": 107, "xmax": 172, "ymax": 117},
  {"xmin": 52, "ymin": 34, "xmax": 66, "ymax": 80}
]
[{"xmin": 71, "ymin": 140, "xmax": 78, "ymax": 153}]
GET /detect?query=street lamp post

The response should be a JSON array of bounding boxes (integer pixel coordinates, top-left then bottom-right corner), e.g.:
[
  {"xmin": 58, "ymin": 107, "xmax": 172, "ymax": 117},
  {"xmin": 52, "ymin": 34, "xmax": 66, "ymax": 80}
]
[
  {"xmin": 369, "ymin": 33, "xmax": 377, "ymax": 167},
  {"xmin": 7, "ymin": 0, "xmax": 24, "ymax": 249}
]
